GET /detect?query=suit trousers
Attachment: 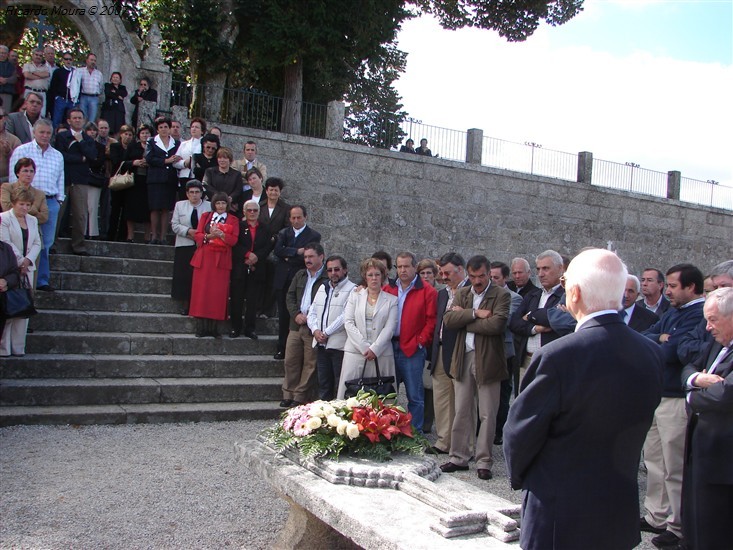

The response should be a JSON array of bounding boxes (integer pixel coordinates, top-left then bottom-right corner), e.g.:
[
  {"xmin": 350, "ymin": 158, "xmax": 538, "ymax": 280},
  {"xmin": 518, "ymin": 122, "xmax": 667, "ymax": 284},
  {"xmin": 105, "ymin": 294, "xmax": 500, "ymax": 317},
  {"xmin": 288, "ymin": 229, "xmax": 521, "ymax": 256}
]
[
  {"xmin": 431, "ymin": 346, "xmax": 455, "ymax": 453},
  {"xmin": 450, "ymin": 351, "xmax": 500, "ymax": 470},
  {"xmin": 316, "ymin": 347, "xmax": 344, "ymax": 401},
  {"xmin": 282, "ymin": 325, "xmax": 317, "ymax": 403},
  {"xmin": 229, "ymin": 273, "xmax": 260, "ymax": 334},
  {"xmin": 643, "ymin": 397, "xmax": 687, "ymax": 537},
  {"xmin": 70, "ymin": 183, "xmax": 100, "ymax": 252}
]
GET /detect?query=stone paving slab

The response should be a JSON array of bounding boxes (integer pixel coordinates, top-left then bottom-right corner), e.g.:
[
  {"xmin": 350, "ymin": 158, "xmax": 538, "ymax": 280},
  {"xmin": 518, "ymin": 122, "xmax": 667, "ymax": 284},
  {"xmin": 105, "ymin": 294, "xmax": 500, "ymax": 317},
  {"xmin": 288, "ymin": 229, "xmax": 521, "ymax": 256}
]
[{"xmin": 51, "ymin": 255, "xmax": 172, "ymax": 277}]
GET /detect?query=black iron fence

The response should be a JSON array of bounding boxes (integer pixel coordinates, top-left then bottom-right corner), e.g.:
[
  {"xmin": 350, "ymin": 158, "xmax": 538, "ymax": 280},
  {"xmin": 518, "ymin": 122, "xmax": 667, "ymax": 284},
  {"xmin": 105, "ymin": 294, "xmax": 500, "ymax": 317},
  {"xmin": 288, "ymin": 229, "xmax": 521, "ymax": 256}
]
[{"xmin": 170, "ymin": 80, "xmax": 327, "ymax": 139}]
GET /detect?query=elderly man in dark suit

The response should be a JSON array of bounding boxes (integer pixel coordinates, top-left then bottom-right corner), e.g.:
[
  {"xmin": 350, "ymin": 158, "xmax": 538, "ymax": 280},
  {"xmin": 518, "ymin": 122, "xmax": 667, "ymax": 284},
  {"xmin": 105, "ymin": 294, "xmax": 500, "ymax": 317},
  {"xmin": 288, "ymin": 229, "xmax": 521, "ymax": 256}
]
[
  {"xmin": 273, "ymin": 205, "xmax": 320, "ymax": 360},
  {"xmin": 440, "ymin": 254, "xmax": 510, "ymax": 480},
  {"xmin": 504, "ymin": 249, "xmax": 664, "ymax": 550},
  {"xmin": 5, "ymin": 92, "xmax": 45, "ymax": 144},
  {"xmin": 621, "ymin": 274, "xmax": 659, "ymax": 332},
  {"xmin": 680, "ymin": 287, "xmax": 733, "ymax": 550}
]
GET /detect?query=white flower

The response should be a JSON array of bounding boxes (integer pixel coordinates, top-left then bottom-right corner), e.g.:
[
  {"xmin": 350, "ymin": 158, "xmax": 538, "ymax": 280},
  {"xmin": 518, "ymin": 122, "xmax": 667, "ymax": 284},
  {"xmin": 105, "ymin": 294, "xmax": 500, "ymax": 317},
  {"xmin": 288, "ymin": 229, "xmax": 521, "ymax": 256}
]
[
  {"xmin": 345, "ymin": 397, "xmax": 360, "ymax": 409},
  {"xmin": 336, "ymin": 420, "xmax": 349, "ymax": 435},
  {"xmin": 326, "ymin": 414, "xmax": 340, "ymax": 427},
  {"xmin": 345, "ymin": 423, "xmax": 360, "ymax": 440},
  {"xmin": 305, "ymin": 417, "xmax": 322, "ymax": 430},
  {"xmin": 322, "ymin": 404, "xmax": 335, "ymax": 416}
]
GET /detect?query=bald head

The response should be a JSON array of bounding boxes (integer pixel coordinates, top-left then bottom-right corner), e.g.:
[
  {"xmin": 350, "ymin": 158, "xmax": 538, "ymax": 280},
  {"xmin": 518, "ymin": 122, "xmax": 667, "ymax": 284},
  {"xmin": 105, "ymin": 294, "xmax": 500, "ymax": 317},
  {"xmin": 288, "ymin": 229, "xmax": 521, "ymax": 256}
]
[{"xmin": 565, "ymin": 249, "xmax": 628, "ymax": 319}]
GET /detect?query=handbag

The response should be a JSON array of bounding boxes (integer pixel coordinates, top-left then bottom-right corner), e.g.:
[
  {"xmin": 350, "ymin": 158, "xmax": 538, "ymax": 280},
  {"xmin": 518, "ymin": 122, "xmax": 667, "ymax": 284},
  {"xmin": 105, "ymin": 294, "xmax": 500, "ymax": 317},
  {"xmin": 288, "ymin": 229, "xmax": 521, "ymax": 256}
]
[
  {"xmin": 344, "ymin": 357, "xmax": 396, "ymax": 398},
  {"xmin": 108, "ymin": 162, "xmax": 134, "ymax": 191},
  {"xmin": 3, "ymin": 276, "xmax": 37, "ymax": 319}
]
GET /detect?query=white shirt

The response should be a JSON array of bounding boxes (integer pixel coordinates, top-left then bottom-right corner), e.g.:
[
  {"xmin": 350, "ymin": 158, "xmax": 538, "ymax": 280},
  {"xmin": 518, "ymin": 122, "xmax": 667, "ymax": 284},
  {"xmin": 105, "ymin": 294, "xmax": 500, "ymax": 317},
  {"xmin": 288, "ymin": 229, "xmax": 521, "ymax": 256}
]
[
  {"xmin": 8, "ymin": 140, "xmax": 65, "ymax": 201},
  {"xmin": 526, "ymin": 284, "xmax": 561, "ymax": 355},
  {"xmin": 621, "ymin": 303, "xmax": 636, "ymax": 325},
  {"xmin": 465, "ymin": 283, "xmax": 490, "ymax": 352},
  {"xmin": 300, "ymin": 266, "xmax": 324, "ymax": 315}
]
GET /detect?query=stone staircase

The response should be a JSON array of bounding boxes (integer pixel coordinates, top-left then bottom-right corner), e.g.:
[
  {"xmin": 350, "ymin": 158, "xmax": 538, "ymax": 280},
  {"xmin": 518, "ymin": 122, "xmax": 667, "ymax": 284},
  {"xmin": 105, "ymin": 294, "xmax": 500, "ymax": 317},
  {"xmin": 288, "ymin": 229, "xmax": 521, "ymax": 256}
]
[{"xmin": 0, "ymin": 240, "xmax": 284, "ymax": 426}]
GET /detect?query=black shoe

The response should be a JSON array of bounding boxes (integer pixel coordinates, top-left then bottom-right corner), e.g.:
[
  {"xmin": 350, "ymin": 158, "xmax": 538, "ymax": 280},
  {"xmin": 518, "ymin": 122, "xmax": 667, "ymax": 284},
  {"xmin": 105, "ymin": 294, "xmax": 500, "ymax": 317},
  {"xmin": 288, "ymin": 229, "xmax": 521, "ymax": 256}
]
[
  {"xmin": 37, "ymin": 284, "xmax": 55, "ymax": 292},
  {"xmin": 279, "ymin": 399, "xmax": 293, "ymax": 408},
  {"xmin": 493, "ymin": 436, "xmax": 503, "ymax": 445},
  {"xmin": 244, "ymin": 331, "xmax": 258, "ymax": 340},
  {"xmin": 180, "ymin": 309, "xmax": 189, "ymax": 316},
  {"xmin": 73, "ymin": 251, "xmax": 90, "ymax": 256},
  {"xmin": 477, "ymin": 469, "xmax": 493, "ymax": 480},
  {"xmin": 212, "ymin": 331, "xmax": 221, "ymax": 339},
  {"xmin": 290, "ymin": 401, "xmax": 303, "ymax": 408},
  {"xmin": 440, "ymin": 462, "xmax": 469, "ymax": 473},
  {"xmin": 640, "ymin": 518, "xmax": 666, "ymax": 535},
  {"xmin": 429, "ymin": 446, "xmax": 448, "ymax": 454},
  {"xmin": 195, "ymin": 330, "xmax": 205, "ymax": 338},
  {"xmin": 651, "ymin": 531, "xmax": 680, "ymax": 549},
  {"xmin": 229, "ymin": 330, "xmax": 240, "ymax": 339},
  {"xmin": 273, "ymin": 350, "xmax": 285, "ymax": 360}
]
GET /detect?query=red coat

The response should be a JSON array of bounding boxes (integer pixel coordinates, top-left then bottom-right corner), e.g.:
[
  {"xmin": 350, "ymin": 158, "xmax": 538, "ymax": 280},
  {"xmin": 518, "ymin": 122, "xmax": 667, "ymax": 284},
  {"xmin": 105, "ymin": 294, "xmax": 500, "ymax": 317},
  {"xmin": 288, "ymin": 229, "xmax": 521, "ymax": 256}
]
[
  {"xmin": 188, "ymin": 212, "xmax": 239, "ymax": 320},
  {"xmin": 383, "ymin": 277, "xmax": 437, "ymax": 357}
]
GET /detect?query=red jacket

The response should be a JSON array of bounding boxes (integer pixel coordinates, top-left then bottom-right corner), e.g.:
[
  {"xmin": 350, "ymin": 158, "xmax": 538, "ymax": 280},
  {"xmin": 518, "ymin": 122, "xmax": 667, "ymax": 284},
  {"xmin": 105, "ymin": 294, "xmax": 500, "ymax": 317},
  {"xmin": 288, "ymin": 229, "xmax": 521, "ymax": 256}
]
[{"xmin": 383, "ymin": 276, "xmax": 437, "ymax": 357}]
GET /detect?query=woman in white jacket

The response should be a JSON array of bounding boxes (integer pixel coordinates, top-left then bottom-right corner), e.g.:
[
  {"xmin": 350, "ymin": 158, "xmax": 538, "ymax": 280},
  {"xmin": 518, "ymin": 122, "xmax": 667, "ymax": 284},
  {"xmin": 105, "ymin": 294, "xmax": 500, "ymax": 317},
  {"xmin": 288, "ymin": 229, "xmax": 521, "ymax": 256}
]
[
  {"xmin": 337, "ymin": 258, "xmax": 398, "ymax": 399},
  {"xmin": 0, "ymin": 187, "xmax": 42, "ymax": 356}
]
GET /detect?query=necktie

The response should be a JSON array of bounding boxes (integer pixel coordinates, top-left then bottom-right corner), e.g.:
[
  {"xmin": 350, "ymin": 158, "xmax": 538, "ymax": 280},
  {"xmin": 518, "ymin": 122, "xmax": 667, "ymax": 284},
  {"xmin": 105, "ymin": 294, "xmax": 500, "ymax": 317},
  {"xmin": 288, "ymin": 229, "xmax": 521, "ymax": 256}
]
[
  {"xmin": 190, "ymin": 207, "xmax": 199, "ymax": 230},
  {"xmin": 620, "ymin": 309, "xmax": 627, "ymax": 322},
  {"xmin": 709, "ymin": 346, "xmax": 730, "ymax": 375}
]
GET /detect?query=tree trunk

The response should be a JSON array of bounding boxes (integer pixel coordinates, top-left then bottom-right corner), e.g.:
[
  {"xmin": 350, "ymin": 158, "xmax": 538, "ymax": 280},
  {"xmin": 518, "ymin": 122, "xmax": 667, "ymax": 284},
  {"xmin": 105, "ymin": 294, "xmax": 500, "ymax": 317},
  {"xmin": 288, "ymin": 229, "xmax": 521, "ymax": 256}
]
[{"xmin": 281, "ymin": 58, "xmax": 303, "ymax": 135}]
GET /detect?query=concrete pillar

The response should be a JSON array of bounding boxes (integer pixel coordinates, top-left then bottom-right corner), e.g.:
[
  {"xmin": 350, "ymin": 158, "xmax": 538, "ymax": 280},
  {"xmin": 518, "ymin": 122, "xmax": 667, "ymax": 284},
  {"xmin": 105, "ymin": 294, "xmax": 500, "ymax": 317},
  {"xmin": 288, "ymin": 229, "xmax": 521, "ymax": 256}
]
[
  {"xmin": 325, "ymin": 100, "xmax": 345, "ymax": 141},
  {"xmin": 667, "ymin": 171, "xmax": 681, "ymax": 200},
  {"xmin": 139, "ymin": 24, "xmax": 172, "ymax": 113},
  {"xmin": 577, "ymin": 151, "xmax": 593, "ymax": 184},
  {"xmin": 466, "ymin": 128, "xmax": 483, "ymax": 164}
]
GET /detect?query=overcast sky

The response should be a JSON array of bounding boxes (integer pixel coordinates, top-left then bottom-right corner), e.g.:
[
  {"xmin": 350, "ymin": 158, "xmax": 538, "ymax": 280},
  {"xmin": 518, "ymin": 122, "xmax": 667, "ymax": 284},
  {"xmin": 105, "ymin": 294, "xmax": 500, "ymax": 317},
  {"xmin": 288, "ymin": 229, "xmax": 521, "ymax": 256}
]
[{"xmin": 395, "ymin": 0, "xmax": 732, "ymax": 187}]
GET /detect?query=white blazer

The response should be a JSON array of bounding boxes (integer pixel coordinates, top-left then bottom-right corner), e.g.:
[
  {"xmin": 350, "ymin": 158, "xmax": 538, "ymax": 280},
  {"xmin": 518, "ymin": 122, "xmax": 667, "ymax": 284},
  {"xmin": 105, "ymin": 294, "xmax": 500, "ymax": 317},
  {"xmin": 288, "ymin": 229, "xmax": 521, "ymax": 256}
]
[
  {"xmin": 343, "ymin": 289, "xmax": 398, "ymax": 358},
  {"xmin": 0, "ymin": 210, "xmax": 42, "ymax": 279},
  {"xmin": 171, "ymin": 199, "xmax": 211, "ymax": 247}
]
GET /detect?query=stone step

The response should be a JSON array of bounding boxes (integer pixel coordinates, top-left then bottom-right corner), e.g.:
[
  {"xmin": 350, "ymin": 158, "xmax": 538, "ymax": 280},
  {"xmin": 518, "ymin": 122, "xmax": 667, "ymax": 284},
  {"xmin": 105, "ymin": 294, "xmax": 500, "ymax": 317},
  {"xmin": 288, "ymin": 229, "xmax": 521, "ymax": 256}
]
[
  {"xmin": 50, "ymin": 271, "xmax": 171, "ymax": 294},
  {"xmin": 51, "ymin": 254, "xmax": 172, "ymax": 277},
  {"xmin": 0, "ymin": 401, "xmax": 282, "ymax": 427},
  {"xmin": 0, "ymin": 377, "xmax": 283, "ymax": 406},
  {"xmin": 25, "ymin": 331, "xmax": 279, "ymax": 356},
  {"xmin": 29, "ymin": 310, "xmax": 279, "ymax": 335},
  {"xmin": 35, "ymin": 290, "xmax": 181, "ymax": 313},
  {"xmin": 0, "ymin": 354, "xmax": 282, "ymax": 379},
  {"xmin": 54, "ymin": 238, "xmax": 175, "ymax": 261}
]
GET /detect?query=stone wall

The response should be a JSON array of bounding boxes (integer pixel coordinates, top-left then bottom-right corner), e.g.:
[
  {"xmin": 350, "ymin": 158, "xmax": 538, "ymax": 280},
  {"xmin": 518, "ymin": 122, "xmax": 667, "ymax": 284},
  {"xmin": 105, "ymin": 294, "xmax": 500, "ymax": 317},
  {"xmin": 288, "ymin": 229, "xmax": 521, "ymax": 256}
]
[{"xmin": 178, "ymin": 111, "xmax": 733, "ymax": 276}]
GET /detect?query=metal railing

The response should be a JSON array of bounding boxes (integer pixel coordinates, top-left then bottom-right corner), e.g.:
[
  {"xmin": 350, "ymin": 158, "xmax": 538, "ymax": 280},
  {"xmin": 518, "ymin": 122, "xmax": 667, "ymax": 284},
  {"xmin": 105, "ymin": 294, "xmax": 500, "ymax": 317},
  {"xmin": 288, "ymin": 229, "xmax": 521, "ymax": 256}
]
[
  {"xmin": 482, "ymin": 137, "xmax": 578, "ymax": 180},
  {"xmin": 592, "ymin": 159, "xmax": 668, "ymax": 198},
  {"xmin": 680, "ymin": 177, "xmax": 733, "ymax": 211},
  {"xmin": 170, "ymin": 80, "xmax": 327, "ymax": 139},
  {"xmin": 399, "ymin": 119, "xmax": 467, "ymax": 162}
]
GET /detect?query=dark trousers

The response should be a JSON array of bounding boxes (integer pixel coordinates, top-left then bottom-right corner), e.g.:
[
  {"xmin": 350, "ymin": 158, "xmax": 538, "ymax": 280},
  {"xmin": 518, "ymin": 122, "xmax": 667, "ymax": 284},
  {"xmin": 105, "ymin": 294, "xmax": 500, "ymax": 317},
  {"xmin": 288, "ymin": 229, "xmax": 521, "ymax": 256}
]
[
  {"xmin": 259, "ymin": 257, "xmax": 277, "ymax": 316},
  {"xmin": 316, "ymin": 347, "xmax": 345, "ymax": 401},
  {"xmin": 494, "ymin": 357, "xmax": 515, "ymax": 440},
  {"xmin": 230, "ymin": 273, "xmax": 261, "ymax": 334},
  {"xmin": 276, "ymin": 287, "xmax": 290, "ymax": 352}
]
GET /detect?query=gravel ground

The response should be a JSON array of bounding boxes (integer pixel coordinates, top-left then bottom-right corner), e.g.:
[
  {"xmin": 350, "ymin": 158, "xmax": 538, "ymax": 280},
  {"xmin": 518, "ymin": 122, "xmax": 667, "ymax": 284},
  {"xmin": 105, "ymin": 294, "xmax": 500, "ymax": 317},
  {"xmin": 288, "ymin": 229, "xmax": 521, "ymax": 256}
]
[{"xmin": 1, "ymin": 419, "xmax": 658, "ymax": 549}]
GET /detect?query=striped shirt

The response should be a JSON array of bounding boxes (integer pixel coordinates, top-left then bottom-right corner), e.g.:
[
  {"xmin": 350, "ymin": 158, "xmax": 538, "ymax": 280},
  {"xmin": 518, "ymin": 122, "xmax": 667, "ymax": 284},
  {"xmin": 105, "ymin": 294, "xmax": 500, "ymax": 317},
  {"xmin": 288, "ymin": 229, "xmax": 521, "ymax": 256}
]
[{"xmin": 8, "ymin": 140, "xmax": 65, "ymax": 201}]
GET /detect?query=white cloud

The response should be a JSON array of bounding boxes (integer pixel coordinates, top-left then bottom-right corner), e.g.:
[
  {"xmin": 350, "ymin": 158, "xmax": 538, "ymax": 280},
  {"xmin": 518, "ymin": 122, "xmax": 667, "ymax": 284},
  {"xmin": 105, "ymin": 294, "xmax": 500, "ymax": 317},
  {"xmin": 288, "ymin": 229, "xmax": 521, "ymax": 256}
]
[{"xmin": 396, "ymin": 15, "xmax": 732, "ymax": 186}]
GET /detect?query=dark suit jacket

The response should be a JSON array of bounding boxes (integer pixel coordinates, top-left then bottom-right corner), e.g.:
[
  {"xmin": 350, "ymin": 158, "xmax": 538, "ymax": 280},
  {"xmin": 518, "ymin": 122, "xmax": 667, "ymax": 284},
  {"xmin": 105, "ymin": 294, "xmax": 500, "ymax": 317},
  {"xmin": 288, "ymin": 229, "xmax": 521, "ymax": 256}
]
[
  {"xmin": 258, "ymin": 198, "xmax": 290, "ymax": 238},
  {"xmin": 145, "ymin": 137, "xmax": 180, "ymax": 186},
  {"xmin": 55, "ymin": 129, "xmax": 98, "ymax": 185},
  {"xmin": 5, "ymin": 112, "xmax": 38, "ymax": 144},
  {"xmin": 230, "ymin": 221, "xmax": 272, "ymax": 281},
  {"xmin": 682, "ymin": 341, "xmax": 733, "ymax": 484},
  {"xmin": 509, "ymin": 285, "xmax": 565, "ymax": 365},
  {"xmin": 508, "ymin": 278, "xmax": 538, "ymax": 298},
  {"xmin": 504, "ymin": 313, "xmax": 664, "ymax": 550},
  {"xmin": 273, "ymin": 224, "xmax": 321, "ymax": 290},
  {"xmin": 627, "ymin": 304, "xmax": 659, "ymax": 333},
  {"xmin": 429, "ymin": 280, "xmax": 470, "ymax": 375}
]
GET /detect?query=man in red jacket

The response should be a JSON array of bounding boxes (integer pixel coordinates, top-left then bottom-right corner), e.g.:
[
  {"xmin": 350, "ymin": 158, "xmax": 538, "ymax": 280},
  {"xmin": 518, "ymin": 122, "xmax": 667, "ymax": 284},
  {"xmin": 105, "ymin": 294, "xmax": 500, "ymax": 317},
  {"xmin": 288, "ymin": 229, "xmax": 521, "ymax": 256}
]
[{"xmin": 383, "ymin": 251, "xmax": 437, "ymax": 433}]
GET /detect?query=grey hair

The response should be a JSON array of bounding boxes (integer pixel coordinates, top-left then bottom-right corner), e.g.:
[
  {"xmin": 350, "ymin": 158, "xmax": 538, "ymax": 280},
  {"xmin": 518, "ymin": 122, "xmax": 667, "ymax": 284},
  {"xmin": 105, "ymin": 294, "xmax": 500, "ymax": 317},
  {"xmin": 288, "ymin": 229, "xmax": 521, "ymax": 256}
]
[
  {"xmin": 243, "ymin": 200, "xmax": 260, "ymax": 212},
  {"xmin": 707, "ymin": 287, "xmax": 733, "ymax": 317},
  {"xmin": 710, "ymin": 260, "xmax": 733, "ymax": 280},
  {"xmin": 33, "ymin": 118, "xmax": 53, "ymax": 131},
  {"xmin": 511, "ymin": 257, "xmax": 531, "ymax": 272},
  {"xmin": 627, "ymin": 274, "xmax": 641, "ymax": 293},
  {"xmin": 536, "ymin": 249, "xmax": 564, "ymax": 268}
]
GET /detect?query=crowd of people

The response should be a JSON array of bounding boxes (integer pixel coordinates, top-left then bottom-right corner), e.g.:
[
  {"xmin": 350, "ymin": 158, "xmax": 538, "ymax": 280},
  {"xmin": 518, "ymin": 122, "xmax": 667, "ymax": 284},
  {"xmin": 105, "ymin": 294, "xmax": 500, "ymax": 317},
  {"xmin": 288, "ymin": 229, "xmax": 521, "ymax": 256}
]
[{"xmin": 1, "ymin": 45, "xmax": 731, "ymax": 550}]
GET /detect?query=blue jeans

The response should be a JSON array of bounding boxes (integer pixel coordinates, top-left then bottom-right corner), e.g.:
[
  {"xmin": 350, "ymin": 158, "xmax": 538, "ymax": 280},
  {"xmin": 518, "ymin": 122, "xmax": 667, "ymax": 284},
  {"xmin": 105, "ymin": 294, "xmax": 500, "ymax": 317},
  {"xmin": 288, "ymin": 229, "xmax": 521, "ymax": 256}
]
[
  {"xmin": 78, "ymin": 95, "xmax": 99, "ymax": 123},
  {"xmin": 52, "ymin": 97, "xmax": 75, "ymax": 129},
  {"xmin": 393, "ymin": 342, "xmax": 426, "ymax": 433},
  {"xmin": 37, "ymin": 198, "xmax": 59, "ymax": 287}
]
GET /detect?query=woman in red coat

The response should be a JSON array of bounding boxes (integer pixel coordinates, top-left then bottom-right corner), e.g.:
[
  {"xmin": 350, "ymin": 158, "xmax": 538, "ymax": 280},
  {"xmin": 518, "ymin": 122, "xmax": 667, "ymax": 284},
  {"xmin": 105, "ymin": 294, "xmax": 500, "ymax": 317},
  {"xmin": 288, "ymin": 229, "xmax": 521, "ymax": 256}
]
[{"xmin": 189, "ymin": 192, "xmax": 239, "ymax": 338}]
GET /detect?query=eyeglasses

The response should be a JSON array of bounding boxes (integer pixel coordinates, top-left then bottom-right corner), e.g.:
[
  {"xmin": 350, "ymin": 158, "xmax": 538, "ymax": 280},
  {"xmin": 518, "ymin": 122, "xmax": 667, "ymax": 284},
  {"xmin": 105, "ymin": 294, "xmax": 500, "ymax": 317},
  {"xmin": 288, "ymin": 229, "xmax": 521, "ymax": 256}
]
[
  {"xmin": 63, "ymin": 57, "xmax": 73, "ymax": 61},
  {"xmin": 326, "ymin": 268, "xmax": 342, "ymax": 273},
  {"xmin": 245, "ymin": 208, "xmax": 259, "ymax": 213}
]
